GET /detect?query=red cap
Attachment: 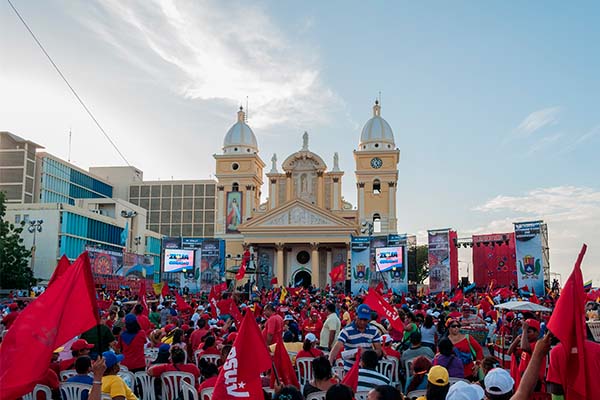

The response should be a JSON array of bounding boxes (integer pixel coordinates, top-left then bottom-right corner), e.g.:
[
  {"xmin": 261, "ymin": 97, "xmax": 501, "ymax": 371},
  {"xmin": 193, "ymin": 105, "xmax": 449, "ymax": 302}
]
[
  {"xmin": 71, "ymin": 339, "xmax": 94, "ymax": 351},
  {"xmin": 526, "ymin": 318, "xmax": 541, "ymax": 332},
  {"xmin": 201, "ymin": 314, "xmax": 210, "ymax": 320},
  {"xmin": 225, "ymin": 332, "xmax": 238, "ymax": 344},
  {"xmin": 310, "ymin": 311, "xmax": 318, "ymax": 317},
  {"xmin": 506, "ymin": 312, "xmax": 515, "ymax": 319},
  {"xmin": 8, "ymin": 303, "xmax": 18, "ymax": 311},
  {"xmin": 181, "ymin": 324, "xmax": 190, "ymax": 331},
  {"xmin": 217, "ymin": 320, "xmax": 225, "ymax": 327},
  {"xmin": 164, "ymin": 324, "xmax": 176, "ymax": 333}
]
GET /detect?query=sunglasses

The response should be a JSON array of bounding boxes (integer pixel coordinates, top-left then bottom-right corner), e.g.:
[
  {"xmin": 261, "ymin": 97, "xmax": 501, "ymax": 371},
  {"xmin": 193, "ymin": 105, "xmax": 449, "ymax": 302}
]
[{"xmin": 449, "ymin": 324, "xmax": 461, "ymax": 328}]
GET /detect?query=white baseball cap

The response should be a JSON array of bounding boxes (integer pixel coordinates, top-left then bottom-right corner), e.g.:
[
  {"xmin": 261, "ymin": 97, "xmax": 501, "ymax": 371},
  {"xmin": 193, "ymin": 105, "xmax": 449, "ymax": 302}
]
[
  {"xmin": 305, "ymin": 333, "xmax": 317, "ymax": 343},
  {"xmin": 484, "ymin": 368, "xmax": 515, "ymax": 395},
  {"xmin": 446, "ymin": 381, "xmax": 484, "ymax": 400}
]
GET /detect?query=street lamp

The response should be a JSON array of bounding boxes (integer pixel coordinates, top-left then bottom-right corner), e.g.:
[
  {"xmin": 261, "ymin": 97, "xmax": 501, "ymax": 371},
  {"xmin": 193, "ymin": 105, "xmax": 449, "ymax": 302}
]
[
  {"xmin": 120, "ymin": 210, "xmax": 138, "ymax": 250},
  {"xmin": 133, "ymin": 236, "xmax": 142, "ymax": 253},
  {"xmin": 28, "ymin": 219, "xmax": 43, "ymax": 278}
]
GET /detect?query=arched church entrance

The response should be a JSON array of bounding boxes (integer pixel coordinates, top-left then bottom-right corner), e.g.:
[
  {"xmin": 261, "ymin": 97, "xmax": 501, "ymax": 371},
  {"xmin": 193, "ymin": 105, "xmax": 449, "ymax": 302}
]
[{"xmin": 292, "ymin": 270, "xmax": 312, "ymax": 288}]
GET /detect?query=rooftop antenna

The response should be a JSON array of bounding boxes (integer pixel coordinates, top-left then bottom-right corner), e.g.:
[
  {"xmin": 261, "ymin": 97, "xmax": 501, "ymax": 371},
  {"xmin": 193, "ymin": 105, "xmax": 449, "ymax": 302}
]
[
  {"xmin": 245, "ymin": 96, "xmax": 249, "ymax": 123},
  {"xmin": 68, "ymin": 127, "xmax": 72, "ymax": 162},
  {"xmin": 378, "ymin": 91, "xmax": 382, "ymax": 105}
]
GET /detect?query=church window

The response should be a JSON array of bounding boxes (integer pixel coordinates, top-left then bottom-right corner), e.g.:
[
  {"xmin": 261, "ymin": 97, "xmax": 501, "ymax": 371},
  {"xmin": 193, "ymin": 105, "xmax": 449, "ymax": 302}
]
[
  {"xmin": 231, "ymin": 163, "xmax": 239, "ymax": 171},
  {"xmin": 373, "ymin": 179, "xmax": 381, "ymax": 194},
  {"xmin": 373, "ymin": 213, "xmax": 381, "ymax": 233},
  {"xmin": 374, "ymin": 143, "xmax": 379, "ymax": 148},
  {"xmin": 296, "ymin": 251, "xmax": 310, "ymax": 265},
  {"xmin": 232, "ymin": 182, "xmax": 239, "ymax": 192}
]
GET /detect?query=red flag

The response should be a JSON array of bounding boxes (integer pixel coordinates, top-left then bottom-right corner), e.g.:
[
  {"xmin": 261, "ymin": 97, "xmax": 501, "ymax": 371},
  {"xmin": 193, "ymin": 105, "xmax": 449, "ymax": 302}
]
[
  {"xmin": 530, "ymin": 287, "xmax": 540, "ymax": 305},
  {"xmin": 363, "ymin": 290, "xmax": 404, "ymax": 333},
  {"xmin": 0, "ymin": 252, "xmax": 99, "ymax": 400},
  {"xmin": 270, "ymin": 277, "xmax": 278, "ymax": 285},
  {"xmin": 161, "ymin": 281, "xmax": 170, "ymax": 297},
  {"xmin": 479, "ymin": 296, "xmax": 491, "ymax": 314},
  {"xmin": 174, "ymin": 291, "xmax": 192, "ymax": 313},
  {"xmin": 270, "ymin": 335, "xmax": 300, "ymax": 389},
  {"xmin": 236, "ymin": 250, "xmax": 251, "ymax": 281},
  {"xmin": 48, "ymin": 255, "xmax": 71, "ymax": 287},
  {"xmin": 547, "ymin": 244, "xmax": 588, "ymax": 400},
  {"xmin": 139, "ymin": 279, "xmax": 149, "ymax": 316},
  {"xmin": 329, "ymin": 263, "xmax": 346, "ymax": 283},
  {"xmin": 451, "ymin": 288, "xmax": 463, "ymax": 302},
  {"xmin": 212, "ymin": 310, "xmax": 272, "ymax": 399},
  {"xmin": 341, "ymin": 347, "xmax": 362, "ymax": 392},
  {"xmin": 374, "ymin": 281, "xmax": 384, "ymax": 295}
]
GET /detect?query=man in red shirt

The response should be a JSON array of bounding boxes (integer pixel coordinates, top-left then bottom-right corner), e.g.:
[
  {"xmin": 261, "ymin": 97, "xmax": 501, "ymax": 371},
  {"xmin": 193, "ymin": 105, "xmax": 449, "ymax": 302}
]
[
  {"xmin": 132, "ymin": 304, "xmax": 153, "ymax": 332},
  {"xmin": 547, "ymin": 338, "xmax": 600, "ymax": 399},
  {"xmin": 190, "ymin": 318, "xmax": 210, "ymax": 351},
  {"xmin": 262, "ymin": 304, "xmax": 283, "ymax": 346},
  {"xmin": 59, "ymin": 339, "xmax": 95, "ymax": 371},
  {"xmin": 302, "ymin": 311, "xmax": 323, "ymax": 340}
]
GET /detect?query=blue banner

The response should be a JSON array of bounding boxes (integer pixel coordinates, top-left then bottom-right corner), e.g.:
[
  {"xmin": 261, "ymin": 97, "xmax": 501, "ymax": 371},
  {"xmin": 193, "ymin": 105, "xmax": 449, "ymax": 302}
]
[
  {"xmin": 350, "ymin": 236, "xmax": 371, "ymax": 294},
  {"xmin": 514, "ymin": 221, "xmax": 545, "ymax": 295}
]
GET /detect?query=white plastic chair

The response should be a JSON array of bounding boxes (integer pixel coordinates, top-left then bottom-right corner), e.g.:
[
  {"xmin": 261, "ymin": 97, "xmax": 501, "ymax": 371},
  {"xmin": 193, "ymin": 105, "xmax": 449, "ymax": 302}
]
[
  {"xmin": 119, "ymin": 365, "xmax": 129, "ymax": 371},
  {"xmin": 376, "ymin": 359, "xmax": 395, "ymax": 383},
  {"xmin": 386, "ymin": 356, "xmax": 400, "ymax": 385},
  {"xmin": 198, "ymin": 353, "xmax": 220, "ymax": 366},
  {"xmin": 60, "ymin": 369, "xmax": 78, "ymax": 381},
  {"xmin": 180, "ymin": 380, "xmax": 198, "ymax": 400},
  {"xmin": 295, "ymin": 357, "xmax": 315, "ymax": 387},
  {"xmin": 332, "ymin": 365, "xmax": 345, "ymax": 380},
  {"xmin": 405, "ymin": 358, "xmax": 414, "ymax": 379},
  {"xmin": 134, "ymin": 371, "xmax": 156, "ymax": 400},
  {"xmin": 118, "ymin": 370, "xmax": 135, "ymax": 390},
  {"xmin": 406, "ymin": 389, "xmax": 427, "ymax": 400},
  {"xmin": 23, "ymin": 384, "xmax": 52, "ymax": 400},
  {"xmin": 355, "ymin": 392, "xmax": 370, "ymax": 400},
  {"xmin": 306, "ymin": 391, "xmax": 326, "ymax": 400},
  {"xmin": 60, "ymin": 382, "xmax": 91, "ymax": 400},
  {"xmin": 199, "ymin": 387, "xmax": 213, "ymax": 400},
  {"xmin": 101, "ymin": 395, "xmax": 112, "ymax": 400},
  {"xmin": 160, "ymin": 371, "xmax": 194, "ymax": 400}
]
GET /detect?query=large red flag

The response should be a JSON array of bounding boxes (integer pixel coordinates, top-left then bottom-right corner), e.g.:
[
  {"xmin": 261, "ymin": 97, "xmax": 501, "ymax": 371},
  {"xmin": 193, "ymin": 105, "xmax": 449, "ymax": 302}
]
[
  {"xmin": 341, "ymin": 347, "xmax": 362, "ymax": 392},
  {"xmin": 212, "ymin": 310, "xmax": 272, "ymax": 399},
  {"xmin": 363, "ymin": 290, "xmax": 404, "ymax": 333},
  {"xmin": 208, "ymin": 286, "xmax": 219, "ymax": 318},
  {"xmin": 47, "ymin": 255, "xmax": 71, "ymax": 287},
  {"xmin": 0, "ymin": 252, "xmax": 99, "ymax": 400},
  {"xmin": 174, "ymin": 291, "xmax": 192, "ymax": 313},
  {"xmin": 451, "ymin": 288, "xmax": 463, "ymax": 302},
  {"xmin": 139, "ymin": 279, "xmax": 149, "ymax": 316},
  {"xmin": 161, "ymin": 281, "xmax": 170, "ymax": 298},
  {"xmin": 236, "ymin": 249, "xmax": 251, "ymax": 281},
  {"xmin": 547, "ymin": 244, "xmax": 588, "ymax": 400},
  {"xmin": 270, "ymin": 335, "xmax": 300, "ymax": 389},
  {"xmin": 329, "ymin": 263, "xmax": 346, "ymax": 283}
]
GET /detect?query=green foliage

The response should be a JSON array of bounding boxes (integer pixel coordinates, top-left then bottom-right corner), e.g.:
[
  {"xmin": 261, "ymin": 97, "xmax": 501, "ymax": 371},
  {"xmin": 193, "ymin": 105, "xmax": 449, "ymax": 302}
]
[
  {"xmin": 0, "ymin": 192, "xmax": 34, "ymax": 289},
  {"xmin": 408, "ymin": 244, "xmax": 429, "ymax": 284}
]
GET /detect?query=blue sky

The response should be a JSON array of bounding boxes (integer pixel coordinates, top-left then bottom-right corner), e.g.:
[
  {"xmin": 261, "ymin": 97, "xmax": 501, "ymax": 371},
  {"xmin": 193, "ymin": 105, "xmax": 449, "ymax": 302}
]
[{"xmin": 1, "ymin": 1, "xmax": 599, "ymax": 284}]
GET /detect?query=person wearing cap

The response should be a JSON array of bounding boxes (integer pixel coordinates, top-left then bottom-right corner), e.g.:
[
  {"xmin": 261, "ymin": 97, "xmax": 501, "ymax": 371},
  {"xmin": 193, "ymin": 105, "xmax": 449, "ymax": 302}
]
[
  {"xmin": 415, "ymin": 365, "xmax": 450, "ymax": 400},
  {"xmin": 118, "ymin": 314, "xmax": 146, "ymax": 372},
  {"xmin": 1, "ymin": 303, "xmax": 20, "ymax": 329},
  {"xmin": 60, "ymin": 338, "xmax": 95, "ymax": 371},
  {"xmin": 328, "ymin": 303, "xmax": 382, "ymax": 371},
  {"xmin": 302, "ymin": 310, "xmax": 323, "ymax": 340},
  {"xmin": 319, "ymin": 303, "xmax": 341, "ymax": 351},
  {"xmin": 445, "ymin": 380, "xmax": 485, "ymax": 400},
  {"xmin": 507, "ymin": 318, "xmax": 543, "ymax": 390},
  {"xmin": 297, "ymin": 333, "xmax": 324, "ymax": 360},
  {"xmin": 100, "ymin": 351, "xmax": 138, "ymax": 400},
  {"xmin": 483, "ymin": 368, "xmax": 514, "ymax": 400}
]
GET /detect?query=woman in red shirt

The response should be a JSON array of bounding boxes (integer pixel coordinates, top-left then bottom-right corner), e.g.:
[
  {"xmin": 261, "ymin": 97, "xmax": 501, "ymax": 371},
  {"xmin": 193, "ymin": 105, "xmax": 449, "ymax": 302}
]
[
  {"xmin": 446, "ymin": 318, "xmax": 483, "ymax": 380},
  {"xmin": 118, "ymin": 314, "xmax": 147, "ymax": 372},
  {"xmin": 296, "ymin": 333, "xmax": 324, "ymax": 360},
  {"xmin": 197, "ymin": 335, "xmax": 221, "ymax": 356}
]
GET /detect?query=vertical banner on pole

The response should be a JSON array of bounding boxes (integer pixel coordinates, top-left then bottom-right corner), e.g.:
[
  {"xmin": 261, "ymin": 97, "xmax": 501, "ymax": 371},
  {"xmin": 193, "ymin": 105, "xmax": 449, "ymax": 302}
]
[
  {"xmin": 428, "ymin": 229, "xmax": 451, "ymax": 293},
  {"xmin": 514, "ymin": 221, "xmax": 545, "ymax": 295},
  {"xmin": 350, "ymin": 236, "xmax": 371, "ymax": 295},
  {"xmin": 385, "ymin": 234, "xmax": 409, "ymax": 294}
]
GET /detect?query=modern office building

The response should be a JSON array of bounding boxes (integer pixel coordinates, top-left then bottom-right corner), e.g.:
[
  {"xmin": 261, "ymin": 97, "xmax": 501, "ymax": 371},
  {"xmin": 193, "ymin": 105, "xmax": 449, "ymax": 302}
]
[
  {"xmin": 91, "ymin": 166, "xmax": 217, "ymax": 239},
  {"xmin": 0, "ymin": 131, "xmax": 42, "ymax": 204}
]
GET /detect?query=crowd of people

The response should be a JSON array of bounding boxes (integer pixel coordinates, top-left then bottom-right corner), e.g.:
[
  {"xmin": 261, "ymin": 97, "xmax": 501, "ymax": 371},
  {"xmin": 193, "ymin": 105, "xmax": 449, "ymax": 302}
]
[{"xmin": 1, "ymin": 277, "xmax": 600, "ymax": 400}]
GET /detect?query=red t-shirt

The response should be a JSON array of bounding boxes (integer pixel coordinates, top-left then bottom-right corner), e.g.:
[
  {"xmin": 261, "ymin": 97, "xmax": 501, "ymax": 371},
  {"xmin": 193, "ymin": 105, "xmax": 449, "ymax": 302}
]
[
  {"xmin": 453, "ymin": 335, "xmax": 483, "ymax": 378},
  {"xmin": 198, "ymin": 376, "xmax": 217, "ymax": 392},
  {"xmin": 59, "ymin": 358, "xmax": 76, "ymax": 372},
  {"xmin": 302, "ymin": 320, "xmax": 323, "ymax": 339},
  {"xmin": 136, "ymin": 314, "xmax": 154, "ymax": 332},
  {"xmin": 296, "ymin": 348, "xmax": 324, "ymax": 360},
  {"xmin": 190, "ymin": 328, "xmax": 209, "ymax": 350},
  {"xmin": 262, "ymin": 314, "xmax": 284, "ymax": 345},
  {"xmin": 119, "ymin": 331, "xmax": 147, "ymax": 370},
  {"xmin": 2, "ymin": 312, "xmax": 19, "ymax": 329},
  {"xmin": 547, "ymin": 341, "xmax": 600, "ymax": 399}
]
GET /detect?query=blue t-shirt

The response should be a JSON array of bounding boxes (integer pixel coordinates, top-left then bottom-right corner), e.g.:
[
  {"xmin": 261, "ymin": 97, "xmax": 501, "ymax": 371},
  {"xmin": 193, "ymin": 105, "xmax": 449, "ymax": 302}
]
[{"xmin": 66, "ymin": 374, "xmax": 93, "ymax": 400}]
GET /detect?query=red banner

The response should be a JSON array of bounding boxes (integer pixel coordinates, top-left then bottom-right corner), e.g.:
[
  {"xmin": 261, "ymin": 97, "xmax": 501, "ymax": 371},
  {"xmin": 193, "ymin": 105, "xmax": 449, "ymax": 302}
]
[
  {"xmin": 363, "ymin": 290, "xmax": 404, "ymax": 333},
  {"xmin": 472, "ymin": 233, "xmax": 516, "ymax": 288}
]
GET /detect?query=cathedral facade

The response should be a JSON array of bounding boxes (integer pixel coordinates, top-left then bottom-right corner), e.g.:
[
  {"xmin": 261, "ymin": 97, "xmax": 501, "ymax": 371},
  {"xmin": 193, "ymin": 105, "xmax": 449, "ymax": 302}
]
[{"xmin": 213, "ymin": 101, "xmax": 399, "ymax": 288}]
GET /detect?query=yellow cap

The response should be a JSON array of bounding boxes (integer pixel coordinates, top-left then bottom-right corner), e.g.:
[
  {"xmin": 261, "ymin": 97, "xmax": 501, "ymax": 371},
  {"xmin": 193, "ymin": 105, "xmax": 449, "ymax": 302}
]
[{"xmin": 428, "ymin": 365, "xmax": 449, "ymax": 386}]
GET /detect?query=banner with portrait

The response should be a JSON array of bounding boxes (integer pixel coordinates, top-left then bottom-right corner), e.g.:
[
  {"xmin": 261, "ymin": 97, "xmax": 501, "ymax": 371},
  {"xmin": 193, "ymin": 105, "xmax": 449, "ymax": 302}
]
[
  {"xmin": 428, "ymin": 229, "xmax": 451, "ymax": 293},
  {"xmin": 514, "ymin": 221, "xmax": 545, "ymax": 295},
  {"xmin": 226, "ymin": 191, "xmax": 243, "ymax": 233}
]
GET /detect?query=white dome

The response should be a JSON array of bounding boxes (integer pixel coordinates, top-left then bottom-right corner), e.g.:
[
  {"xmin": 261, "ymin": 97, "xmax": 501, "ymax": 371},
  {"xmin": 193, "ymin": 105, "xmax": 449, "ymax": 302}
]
[
  {"xmin": 358, "ymin": 101, "xmax": 395, "ymax": 151},
  {"xmin": 223, "ymin": 107, "xmax": 258, "ymax": 154}
]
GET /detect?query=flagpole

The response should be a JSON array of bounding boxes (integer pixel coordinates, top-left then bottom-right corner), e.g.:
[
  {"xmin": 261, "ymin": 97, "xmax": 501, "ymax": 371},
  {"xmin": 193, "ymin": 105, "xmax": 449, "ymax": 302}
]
[{"xmin": 271, "ymin": 361, "xmax": 281, "ymax": 386}]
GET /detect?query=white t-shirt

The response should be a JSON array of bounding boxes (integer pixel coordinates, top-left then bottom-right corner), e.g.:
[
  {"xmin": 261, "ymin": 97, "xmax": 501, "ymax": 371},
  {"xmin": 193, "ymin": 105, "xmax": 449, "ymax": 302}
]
[
  {"xmin": 420, "ymin": 325, "xmax": 437, "ymax": 345},
  {"xmin": 319, "ymin": 312, "xmax": 341, "ymax": 348}
]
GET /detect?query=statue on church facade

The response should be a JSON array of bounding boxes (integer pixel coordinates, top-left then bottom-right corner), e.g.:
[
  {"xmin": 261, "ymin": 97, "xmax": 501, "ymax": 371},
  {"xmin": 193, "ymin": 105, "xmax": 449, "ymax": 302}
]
[{"xmin": 302, "ymin": 131, "xmax": 309, "ymax": 150}]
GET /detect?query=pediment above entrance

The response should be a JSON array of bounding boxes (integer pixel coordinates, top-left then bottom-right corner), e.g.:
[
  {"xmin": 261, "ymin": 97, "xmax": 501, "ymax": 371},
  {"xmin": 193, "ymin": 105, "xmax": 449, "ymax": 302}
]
[{"xmin": 240, "ymin": 199, "xmax": 354, "ymax": 230}]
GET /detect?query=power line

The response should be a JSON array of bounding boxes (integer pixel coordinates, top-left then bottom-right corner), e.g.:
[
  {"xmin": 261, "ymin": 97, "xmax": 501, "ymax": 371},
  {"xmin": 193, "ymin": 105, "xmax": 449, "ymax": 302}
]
[{"xmin": 7, "ymin": 0, "xmax": 133, "ymax": 168}]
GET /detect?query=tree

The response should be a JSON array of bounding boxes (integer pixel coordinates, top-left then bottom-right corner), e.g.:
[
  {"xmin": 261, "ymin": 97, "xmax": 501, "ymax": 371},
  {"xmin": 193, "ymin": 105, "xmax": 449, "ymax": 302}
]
[
  {"xmin": 0, "ymin": 191, "xmax": 34, "ymax": 289},
  {"xmin": 408, "ymin": 245, "xmax": 429, "ymax": 284}
]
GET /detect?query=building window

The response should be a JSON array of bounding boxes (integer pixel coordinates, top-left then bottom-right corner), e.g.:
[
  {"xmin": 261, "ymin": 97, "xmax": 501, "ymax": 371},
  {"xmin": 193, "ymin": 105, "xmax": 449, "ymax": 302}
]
[
  {"xmin": 373, "ymin": 213, "xmax": 381, "ymax": 233},
  {"xmin": 23, "ymin": 214, "xmax": 30, "ymax": 223},
  {"xmin": 373, "ymin": 179, "xmax": 381, "ymax": 194},
  {"xmin": 14, "ymin": 215, "xmax": 21, "ymax": 224},
  {"xmin": 296, "ymin": 251, "xmax": 310, "ymax": 265},
  {"xmin": 232, "ymin": 182, "xmax": 239, "ymax": 192},
  {"xmin": 232, "ymin": 162, "xmax": 239, "ymax": 171}
]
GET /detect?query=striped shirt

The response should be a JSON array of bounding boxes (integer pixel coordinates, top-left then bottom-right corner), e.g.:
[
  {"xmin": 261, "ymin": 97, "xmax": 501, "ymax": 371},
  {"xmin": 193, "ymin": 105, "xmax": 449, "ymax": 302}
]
[
  {"xmin": 337, "ymin": 322, "xmax": 382, "ymax": 370},
  {"xmin": 357, "ymin": 368, "xmax": 390, "ymax": 392}
]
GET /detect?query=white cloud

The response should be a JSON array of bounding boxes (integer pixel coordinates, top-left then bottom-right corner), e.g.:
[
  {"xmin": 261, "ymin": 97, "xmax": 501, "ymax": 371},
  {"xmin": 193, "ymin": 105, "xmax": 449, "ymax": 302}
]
[
  {"xmin": 516, "ymin": 106, "xmax": 560, "ymax": 135},
  {"xmin": 558, "ymin": 124, "xmax": 600, "ymax": 154},
  {"xmin": 474, "ymin": 186, "xmax": 600, "ymax": 284},
  {"xmin": 71, "ymin": 0, "xmax": 340, "ymax": 130}
]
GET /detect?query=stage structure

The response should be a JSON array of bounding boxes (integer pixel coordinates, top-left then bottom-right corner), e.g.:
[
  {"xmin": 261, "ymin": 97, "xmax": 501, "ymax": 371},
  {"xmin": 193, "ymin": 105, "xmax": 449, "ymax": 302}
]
[{"xmin": 471, "ymin": 233, "xmax": 517, "ymax": 288}]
